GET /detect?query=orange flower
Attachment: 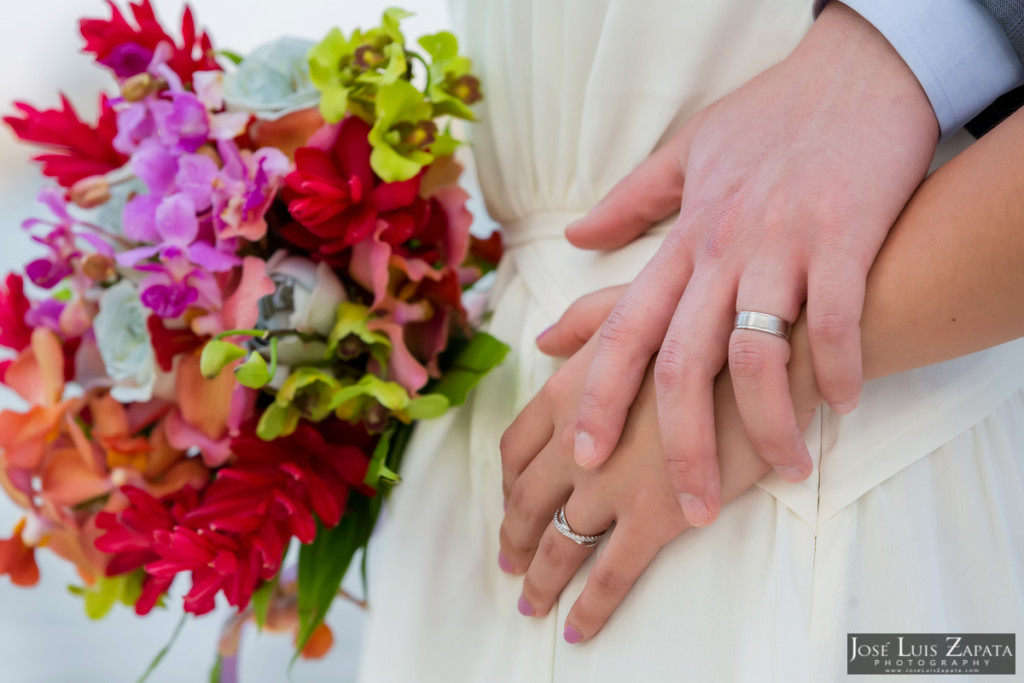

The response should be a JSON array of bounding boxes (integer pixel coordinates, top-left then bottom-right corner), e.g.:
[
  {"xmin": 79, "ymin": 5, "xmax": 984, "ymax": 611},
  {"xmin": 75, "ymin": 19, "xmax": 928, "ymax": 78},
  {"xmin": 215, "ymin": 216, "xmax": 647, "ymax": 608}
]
[
  {"xmin": 0, "ymin": 328, "xmax": 80, "ymax": 471},
  {"xmin": 0, "ymin": 519, "xmax": 40, "ymax": 587}
]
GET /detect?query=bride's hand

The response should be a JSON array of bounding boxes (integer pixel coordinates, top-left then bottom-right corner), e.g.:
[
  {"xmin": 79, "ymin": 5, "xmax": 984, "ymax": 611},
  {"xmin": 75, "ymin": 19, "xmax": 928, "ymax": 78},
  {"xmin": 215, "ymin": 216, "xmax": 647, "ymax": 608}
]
[{"xmin": 499, "ymin": 287, "xmax": 820, "ymax": 642}]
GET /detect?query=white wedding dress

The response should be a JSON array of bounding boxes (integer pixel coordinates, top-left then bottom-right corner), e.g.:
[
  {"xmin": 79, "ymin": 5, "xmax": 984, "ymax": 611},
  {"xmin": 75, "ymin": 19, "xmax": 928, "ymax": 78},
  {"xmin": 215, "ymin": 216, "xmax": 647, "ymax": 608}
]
[{"xmin": 359, "ymin": 1, "xmax": 1024, "ymax": 680}]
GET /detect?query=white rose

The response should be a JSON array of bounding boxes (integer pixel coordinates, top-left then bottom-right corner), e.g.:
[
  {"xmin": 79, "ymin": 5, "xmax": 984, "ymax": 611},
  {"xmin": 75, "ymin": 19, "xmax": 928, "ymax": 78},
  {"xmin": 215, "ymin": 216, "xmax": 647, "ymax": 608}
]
[
  {"xmin": 258, "ymin": 250, "xmax": 347, "ymax": 366},
  {"xmin": 222, "ymin": 38, "xmax": 321, "ymax": 120},
  {"xmin": 93, "ymin": 280, "xmax": 157, "ymax": 402}
]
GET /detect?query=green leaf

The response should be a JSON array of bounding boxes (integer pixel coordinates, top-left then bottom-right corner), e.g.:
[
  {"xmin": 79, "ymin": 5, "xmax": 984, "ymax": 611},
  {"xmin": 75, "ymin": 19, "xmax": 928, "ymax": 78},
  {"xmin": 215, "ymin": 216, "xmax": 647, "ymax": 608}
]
[
  {"xmin": 294, "ymin": 508, "xmax": 365, "ymax": 660},
  {"xmin": 403, "ymin": 393, "xmax": 450, "ymax": 420},
  {"xmin": 430, "ymin": 332, "xmax": 510, "ymax": 406},
  {"xmin": 235, "ymin": 351, "xmax": 271, "ymax": 389},
  {"xmin": 208, "ymin": 655, "xmax": 222, "ymax": 683},
  {"xmin": 200, "ymin": 340, "xmax": 247, "ymax": 379},
  {"xmin": 83, "ymin": 574, "xmax": 126, "ymax": 620},
  {"xmin": 136, "ymin": 613, "xmax": 188, "ymax": 683},
  {"xmin": 218, "ymin": 49, "xmax": 245, "ymax": 65},
  {"xmin": 364, "ymin": 426, "xmax": 395, "ymax": 489},
  {"xmin": 251, "ymin": 574, "xmax": 277, "ymax": 633},
  {"xmin": 52, "ymin": 287, "xmax": 73, "ymax": 302}
]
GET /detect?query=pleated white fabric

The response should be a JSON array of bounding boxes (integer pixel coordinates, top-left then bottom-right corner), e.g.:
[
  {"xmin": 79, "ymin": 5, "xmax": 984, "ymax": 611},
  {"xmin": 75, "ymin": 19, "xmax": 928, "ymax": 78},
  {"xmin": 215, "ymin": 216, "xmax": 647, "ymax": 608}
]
[{"xmin": 358, "ymin": 1, "xmax": 1024, "ymax": 680}]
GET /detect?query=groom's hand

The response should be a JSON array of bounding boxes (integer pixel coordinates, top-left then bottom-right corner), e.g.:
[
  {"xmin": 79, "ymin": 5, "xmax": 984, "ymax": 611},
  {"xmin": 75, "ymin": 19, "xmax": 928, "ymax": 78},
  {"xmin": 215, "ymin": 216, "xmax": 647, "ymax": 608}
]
[{"xmin": 564, "ymin": 1, "xmax": 939, "ymax": 527}]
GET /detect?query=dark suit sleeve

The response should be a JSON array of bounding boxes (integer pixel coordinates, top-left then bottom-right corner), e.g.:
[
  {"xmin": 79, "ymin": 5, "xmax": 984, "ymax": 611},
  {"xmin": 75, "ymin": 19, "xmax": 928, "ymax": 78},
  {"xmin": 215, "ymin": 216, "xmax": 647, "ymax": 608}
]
[
  {"xmin": 969, "ymin": 1, "xmax": 1024, "ymax": 137},
  {"xmin": 975, "ymin": 0, "xmax": 1024, "ymax": 63}
]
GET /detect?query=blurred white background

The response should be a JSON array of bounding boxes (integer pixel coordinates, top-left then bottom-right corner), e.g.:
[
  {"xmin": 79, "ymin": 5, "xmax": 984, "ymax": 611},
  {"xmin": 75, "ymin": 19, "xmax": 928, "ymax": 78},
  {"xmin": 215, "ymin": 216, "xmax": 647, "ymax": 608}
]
[{"xmin": 0, "ymin": 1, "xmax": 456, "ymax": 681}]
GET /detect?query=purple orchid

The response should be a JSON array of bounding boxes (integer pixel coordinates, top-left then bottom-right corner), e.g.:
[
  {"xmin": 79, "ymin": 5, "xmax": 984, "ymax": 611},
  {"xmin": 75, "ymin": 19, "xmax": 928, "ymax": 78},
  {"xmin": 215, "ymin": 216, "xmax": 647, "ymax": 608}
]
[
  {"xmin": 21, "ymin": 189, "xmax": 81, "ymax": 289},
  {"xmin": 212, "ymin": 140, "xmax": 290, "ymax": 242}
]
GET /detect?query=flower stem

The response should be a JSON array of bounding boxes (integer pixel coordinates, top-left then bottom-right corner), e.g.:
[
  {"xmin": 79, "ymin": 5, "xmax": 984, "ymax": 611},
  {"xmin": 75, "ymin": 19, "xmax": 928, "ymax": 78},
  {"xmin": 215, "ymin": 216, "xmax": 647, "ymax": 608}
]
[
  {"xmin": 267, "ymin": 337, "xmax": 279, "ymax": 381},
  {"xmin": 405, "ymin": 50, "xmax": 432, "ymax": 96}
]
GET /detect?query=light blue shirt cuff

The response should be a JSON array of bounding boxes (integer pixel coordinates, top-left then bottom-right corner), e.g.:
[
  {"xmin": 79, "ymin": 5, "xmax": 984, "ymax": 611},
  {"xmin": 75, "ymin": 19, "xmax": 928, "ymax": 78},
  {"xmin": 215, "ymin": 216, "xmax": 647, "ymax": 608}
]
[{"xmin": 816, "ymin": 0, "xmax": 1024, "ymax": 139}]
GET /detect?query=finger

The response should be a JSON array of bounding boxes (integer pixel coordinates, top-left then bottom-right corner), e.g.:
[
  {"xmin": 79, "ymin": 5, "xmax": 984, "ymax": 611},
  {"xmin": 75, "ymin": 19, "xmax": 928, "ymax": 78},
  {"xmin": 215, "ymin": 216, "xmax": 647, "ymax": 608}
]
[
  {"xmin": 518, "ymin": 493, "xmax": 613, "ymax": 618},
  {"xmin": 536, "ymin": 285, "xmax": 629, "ymax": 357},
  {"xmin": 806, "ymin": 254, "xmax": 866, "ymax": 414},
  {"xmin": 565, "ymin": 115, "xmax": 702, "ymax": 251},
  {"xmin": 654, "ymin": 265, "xmax": 735, "ymax": 527},
  {"xmin": 730, "ymin": 262, "xmax": 812, "ymax": 481},
  {"xmin": 499, "ymin": 391, "xmax": 555, "ymax": 500},
  {"xmin": 573, "ymin": 233, "xmax": 694, "ymax": 470},
  {"xmin": 561, "ymin": 517, "xmax": 664, "ymax": 643},
  {"xmin": 499, "ymin": 441, "xmax": 574, "ymax": 574}
]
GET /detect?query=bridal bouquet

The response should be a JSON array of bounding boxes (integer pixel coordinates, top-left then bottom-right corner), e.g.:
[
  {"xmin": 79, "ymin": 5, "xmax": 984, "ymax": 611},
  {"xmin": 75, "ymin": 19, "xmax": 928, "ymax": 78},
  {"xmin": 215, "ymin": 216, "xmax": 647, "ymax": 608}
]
[{"xmin": 0, "ymin": 1, "xmax": 504, "ymax": 676}]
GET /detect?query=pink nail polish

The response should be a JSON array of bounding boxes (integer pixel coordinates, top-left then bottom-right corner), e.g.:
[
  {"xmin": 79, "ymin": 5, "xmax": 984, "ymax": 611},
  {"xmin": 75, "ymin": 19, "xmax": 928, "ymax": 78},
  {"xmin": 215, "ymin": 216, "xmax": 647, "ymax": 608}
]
[
  {"xmin": 536, "ymin": 325, "xmax": 553, "ymax": 341},
  {"xmin": 498, "ymin": 551, "xmax": 515, "ymax": 573},
  {"xmin": 503, "ymin": 497, "xmax": 509, "ymax": 512},
  {"xmin": 564, "ymin": 624, "xmax": 583, "ymax": 644},
  {"xmin": 517, "ymin": 593, "xmax": 535, "ymax": 616}
]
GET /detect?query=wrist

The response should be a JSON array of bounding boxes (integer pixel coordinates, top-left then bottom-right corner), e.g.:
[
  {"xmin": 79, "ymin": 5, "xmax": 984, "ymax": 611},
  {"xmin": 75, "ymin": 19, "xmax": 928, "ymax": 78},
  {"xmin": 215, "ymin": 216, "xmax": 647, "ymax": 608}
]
[{"xmin": 790, "ymin": 1, "xmax": 939, "ymax": 143}]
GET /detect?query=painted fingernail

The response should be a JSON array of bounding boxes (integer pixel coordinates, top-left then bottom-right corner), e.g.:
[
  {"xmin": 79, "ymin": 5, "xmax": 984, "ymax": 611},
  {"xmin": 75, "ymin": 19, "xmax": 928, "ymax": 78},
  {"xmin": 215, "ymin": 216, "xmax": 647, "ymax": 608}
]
[
  {"xmin": 503, "ymin": 497, "xmax": 509, "ymax": 512},
  {"xmin": 498, "ymin": 551, "xmax": 514, "ymax": 574},
  {"xmin": 564, "ymin": 623, "xmax": 583, "ymax": 644},
  {"xmin": 574, "ymin": 431, "xmax": 598, "ymax": 467},
  {"xmin": 517, "ymin": 593, "xmax": 535, "ymax": 616},
  {"xmin": 677, "ymin": 494, "xmax": 711, "ymax": 526},
  {"xmin": 536, "ymin": 325, "xmax": 553, "ymax": 341},
  {"xmin": 775, "ymin": 465, "xmax": 808, "ymax": 483},
  {"xmin": 832, "ymin": 401, "xmax": 857, "ymax": 415}
]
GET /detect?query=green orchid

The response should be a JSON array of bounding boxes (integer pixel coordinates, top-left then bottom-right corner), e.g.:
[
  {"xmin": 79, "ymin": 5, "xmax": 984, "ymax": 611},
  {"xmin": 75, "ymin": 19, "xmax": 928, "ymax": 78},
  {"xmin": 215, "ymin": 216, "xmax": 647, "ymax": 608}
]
[
  {"xmin": 418, "ymin": 31, "xmax": 481, "ymax": 120},
  {"xmin": 326, "ymin": 302, "xmax": 391, "ymax": 367},
  {"xmin": 332, "ymin": 374, "xmax": 449, "ymax": 427},
  {"xmin": 308, "ymin": 8, "xmax": 416, "ymax": 123},
  {"xmin": 257, "ymin": 367, "xmax": 342, "ymax": 440},
  {"xmin": 368, "ymin": 79, "xmax": 435, "ymax": 182}
]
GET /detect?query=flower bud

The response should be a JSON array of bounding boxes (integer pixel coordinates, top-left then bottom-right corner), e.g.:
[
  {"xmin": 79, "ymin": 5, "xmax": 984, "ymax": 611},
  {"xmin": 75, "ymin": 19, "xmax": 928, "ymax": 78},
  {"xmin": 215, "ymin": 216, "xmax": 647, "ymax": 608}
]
[
  {"xmin": 234, "ymin": 351, "xmax": 272, "ymax": 389},
  {"xmin": 80, "ymin": 253, "xmax": 116, "ymax": 282},
  {"xmin": 69, "ymin": 176, "xmax": 112, "ymax": 209},
  {"xmin": 200, "ymin": 340, "xmax": 248, "ymax": 379},
  {"xmin": 121, "ymin": 73, "xmax": 155, "ymax": 102}
]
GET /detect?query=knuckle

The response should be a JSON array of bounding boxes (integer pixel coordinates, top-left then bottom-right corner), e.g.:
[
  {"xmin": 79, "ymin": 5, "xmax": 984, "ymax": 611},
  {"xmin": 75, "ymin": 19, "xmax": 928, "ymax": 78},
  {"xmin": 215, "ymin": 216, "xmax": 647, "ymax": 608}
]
[
  {"xmin": 597, "ymin": 306, "xmax": 637, "ymax": 351},
  {"xmin": 499, "ymin": 526, "xmax": 532, "ymax": 561},
  {"xmin": 537, "ymin": 532, "xmax": 572, "ymax": 571},
  {"xmin": 807, "ymin": 309, "xmax": 857, "ymax": 347},
  {"xmin": 653, "ymin": 340, "xmax": 697, "ymax": 390},
  {"xmin": 665, "ymin": 452, "xmax": 703, "ymax": 492},
  {"xmin": 588, "ymin": 566, "xmax": 627, "ymax": 599},
  {"xmin": 750, "ymin": 429, "xmax": 798, "ymax": 462},
  {"xmin": 728, "ymin": 335, "xmax": 771, "ymax": 381}
]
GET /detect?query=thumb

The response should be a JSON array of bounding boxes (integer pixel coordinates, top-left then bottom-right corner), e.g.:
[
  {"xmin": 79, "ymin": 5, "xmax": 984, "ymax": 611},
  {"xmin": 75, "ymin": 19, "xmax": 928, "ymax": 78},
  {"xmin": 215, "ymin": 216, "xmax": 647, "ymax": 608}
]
[
  {"xmin": 565, "ymin": 113, "xmax": 701, "ymax": 251},
  {"xmin": 536, "ymin": 285, "xmax": 628, "ymax": 357}
]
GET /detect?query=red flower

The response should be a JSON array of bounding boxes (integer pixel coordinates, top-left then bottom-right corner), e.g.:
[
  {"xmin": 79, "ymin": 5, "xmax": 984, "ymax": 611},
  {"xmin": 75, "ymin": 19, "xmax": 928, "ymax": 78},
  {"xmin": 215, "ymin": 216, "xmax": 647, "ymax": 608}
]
[
  {"xmin": 95, "ymin": 420, "xmax": 374, "ymax": 616},
  {"xmin": 4, "ymin": 95, "xmax": 128, "ymax": 188},
  {"xmin": 282, "ymin": 116, "xmax": 433, "ymax": 261},
  {"xmin": 0, "ymin": 274, "xmax": 33, "ymax": 353},
  {"xmin": 79, "ymin": 0, "xmax": 219, "ymax": 84},
  {"xmin": 147, "ymin": 317, "xmax": 205, "ymax": 373},
  {"xmin": 95, "ymin": 485, "xmax": 200, "ymax": 615}
]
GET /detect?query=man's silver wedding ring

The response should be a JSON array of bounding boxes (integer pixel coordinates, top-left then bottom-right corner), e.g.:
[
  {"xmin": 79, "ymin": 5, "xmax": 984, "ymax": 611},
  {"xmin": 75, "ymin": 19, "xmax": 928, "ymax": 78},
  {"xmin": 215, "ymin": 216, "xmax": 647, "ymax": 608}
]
[{"xmin": 733, "ymin": 311, "xmax": 792, "ymax": 341}]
